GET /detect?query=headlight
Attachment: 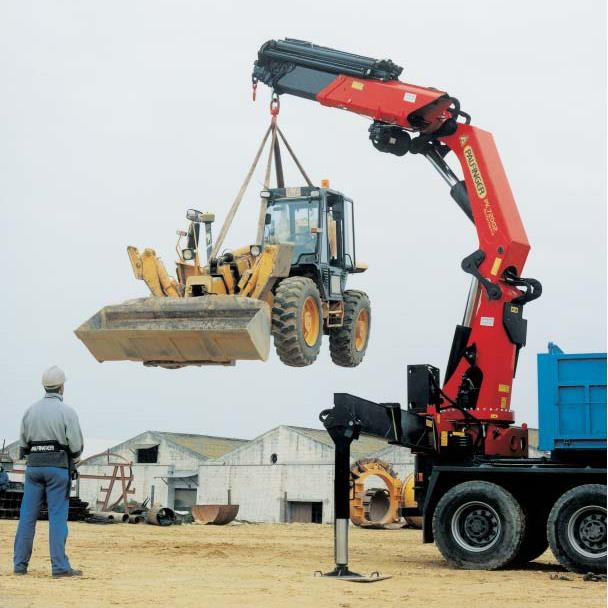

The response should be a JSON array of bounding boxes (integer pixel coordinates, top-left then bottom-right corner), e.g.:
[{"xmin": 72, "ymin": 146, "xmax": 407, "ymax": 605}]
[
  {"xmin": 250, "ymin": 245, "xmax": 262, "ymax": 257},
  {"xmin": 182, "ymin": 248, "xmax": 195, "ymax": 261},
  {"xmin": 260, "ymin": 191, "xmax": 271, "ymax": 199}
]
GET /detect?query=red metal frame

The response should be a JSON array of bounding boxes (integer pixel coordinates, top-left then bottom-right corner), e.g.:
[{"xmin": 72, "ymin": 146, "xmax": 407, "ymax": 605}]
[
  {"xmin": 439, "ymin": 124, "xmax": 529, "ymax": 421},
  {"xmin": 317, "ymin": 75, "xmax": 452, "ymax": 132},
  {"xmin": 314, "ymin": 77, "xmax": 533, "ymax": 455}
]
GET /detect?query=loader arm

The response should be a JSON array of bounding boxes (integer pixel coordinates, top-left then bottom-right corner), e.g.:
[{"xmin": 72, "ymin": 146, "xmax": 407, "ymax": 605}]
[{"xmin": 253, "ymin": 39, "xmax": 541, "ymax": 424}]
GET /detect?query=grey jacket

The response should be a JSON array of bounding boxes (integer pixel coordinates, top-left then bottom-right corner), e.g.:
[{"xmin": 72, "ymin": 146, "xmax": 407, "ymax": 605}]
[{"xmin": 19, "ymin": 393, "xmax": 84, "ymax": 468}]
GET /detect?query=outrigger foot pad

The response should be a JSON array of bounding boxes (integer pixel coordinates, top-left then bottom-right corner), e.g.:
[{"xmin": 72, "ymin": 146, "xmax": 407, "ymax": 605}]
[{"xmin": 314, "ymin": 567, "xmax": 391, "ymax": 583}]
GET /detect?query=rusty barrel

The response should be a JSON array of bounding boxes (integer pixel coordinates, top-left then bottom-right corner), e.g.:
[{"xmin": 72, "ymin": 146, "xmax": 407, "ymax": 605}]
[
  {"xmin": 146, "ymin": 505, "xmax": 177, "ymax": 526},
  {"xmin": 191, "ymin": 504, "xmax": 239, "ymax": 525},
  {"xmin": 75, "ymin": 296, "xmax": 271, "ymax": 367}
]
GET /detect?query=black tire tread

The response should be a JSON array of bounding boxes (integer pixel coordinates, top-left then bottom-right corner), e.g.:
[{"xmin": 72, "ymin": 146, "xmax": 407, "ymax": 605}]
[
  {"xmin": 271, "ymin": 277, "xmax": 322, "ymax": 367},
  {"xmin": 511, "ymin": 501, "xmax": 550, "ymax": 565},
  {"xmin": 329, "ymin": 290, "xmax": 371, "ymax": 368},
  {"xmin": 432, "ymin": 480, "xmax": 525, "ymax": 570},
  {"xmin": 547, "ymin": 484, "xmax": 607, "ymax": 574}
]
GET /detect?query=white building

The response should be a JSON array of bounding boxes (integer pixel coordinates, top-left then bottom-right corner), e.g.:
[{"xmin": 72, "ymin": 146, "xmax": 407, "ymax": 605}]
[
  {"xmin": 197, "ymin": 425, "xmax": 412, "ymax": 524},
  {"xmin": 3, "ymin": 425, "xmax": 545, "ymax": 521},
  {"xmin": 77, "ymin": 431, "xmax": 247, "ymax": 512}
]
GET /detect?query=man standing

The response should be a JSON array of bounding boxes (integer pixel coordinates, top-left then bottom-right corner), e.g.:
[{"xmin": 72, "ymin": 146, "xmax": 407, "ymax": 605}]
[
  {"xmin": 13, "ymin": 366, "xmax": 84, "ymax": 577},
  {"xmin": 0, "ymin": 465, "xmax": 9, "ymax": 491}
]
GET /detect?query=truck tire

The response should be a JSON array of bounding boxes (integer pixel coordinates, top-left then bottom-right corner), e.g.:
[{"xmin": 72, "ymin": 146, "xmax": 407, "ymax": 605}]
[
  {"xmin": 432, "ymin": 481, "xmax": 525, "ymax": 570},
  {"xmin": 271, "ymin": 277, "xmax": 322, "ymax": 367},
  {"xmin": 547, "ymin": 484, "xmax": 607, "ymax": 574},
  {"xmin": 329, "ymin": 290, "xmax": 371, "ymax": 367},
  {"xmin": 512, "ymin": 504, "xmax": 549, "ymax": 565},
  {"xmin": 512, "ymin": 520, "xmax": 549, "ymax": 565}
]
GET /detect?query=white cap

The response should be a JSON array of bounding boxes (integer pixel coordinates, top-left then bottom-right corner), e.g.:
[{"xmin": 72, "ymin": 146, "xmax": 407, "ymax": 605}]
[{"xmin": 42, "ymin": 365, "xmax": 66, "ymax": 389}]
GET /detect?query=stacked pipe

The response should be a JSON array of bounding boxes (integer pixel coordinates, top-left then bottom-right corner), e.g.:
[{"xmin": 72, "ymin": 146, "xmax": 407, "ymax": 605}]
[{"xmin": 0, "ymin": 487, "xmax": 90, "ymax": 521}]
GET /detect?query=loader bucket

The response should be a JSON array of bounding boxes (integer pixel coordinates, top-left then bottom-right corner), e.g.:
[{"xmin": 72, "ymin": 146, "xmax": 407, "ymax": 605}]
[
  {"xmin": 75, "ymin": 296, "xmax": 271, "ymax": 367},
  {"xmin": 191, "ymin": 504, "xmax": 239, "ymax": 525}
]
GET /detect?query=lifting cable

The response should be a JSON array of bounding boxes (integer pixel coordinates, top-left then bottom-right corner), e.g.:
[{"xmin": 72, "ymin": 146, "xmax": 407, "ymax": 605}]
[{"xmin": 211, "ymin": 92, "xmax": 314, "ymax": 259}]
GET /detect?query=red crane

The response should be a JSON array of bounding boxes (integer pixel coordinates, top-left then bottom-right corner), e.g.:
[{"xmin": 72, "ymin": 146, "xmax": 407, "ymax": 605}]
[{"xmin": 253, "ymin": 39, "xmax": 542, "ymax": 459}]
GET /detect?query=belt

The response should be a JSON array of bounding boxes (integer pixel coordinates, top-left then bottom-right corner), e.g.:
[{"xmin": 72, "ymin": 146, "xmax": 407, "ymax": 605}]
[{"xmin": 26, "ymin": 440, "xmax": 71, "ymax": 469}]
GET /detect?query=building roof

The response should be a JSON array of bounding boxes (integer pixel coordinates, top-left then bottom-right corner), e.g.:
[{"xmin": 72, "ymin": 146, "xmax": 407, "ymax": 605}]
[
  {"xmin": 155, "ymin": 432, "xmax": 248, "ymax": 459},
  {"xmin": 287, "ymin": 426, "xmax": 389, "ymax": 459}
]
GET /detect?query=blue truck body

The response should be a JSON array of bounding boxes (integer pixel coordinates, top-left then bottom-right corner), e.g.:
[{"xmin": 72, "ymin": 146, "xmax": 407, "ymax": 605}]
[{"xmin": 537, "ymin": 343, "xmax": 607, "ymax": 452}]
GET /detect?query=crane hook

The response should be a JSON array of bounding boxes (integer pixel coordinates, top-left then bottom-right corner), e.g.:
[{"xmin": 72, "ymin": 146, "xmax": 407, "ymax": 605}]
[{"xmin": 270, "ymin": 92, "xmax": 280, "ymax": 117}]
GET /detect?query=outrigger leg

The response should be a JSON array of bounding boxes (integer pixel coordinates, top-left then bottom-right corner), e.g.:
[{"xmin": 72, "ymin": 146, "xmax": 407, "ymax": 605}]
[{"xmin": 316, "ymin": 397, "xmax": 391, "ymax": 582}]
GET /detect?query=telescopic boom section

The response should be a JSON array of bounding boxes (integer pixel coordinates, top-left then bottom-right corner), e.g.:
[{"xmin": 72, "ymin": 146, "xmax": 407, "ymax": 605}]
[
  {"xmin": 254, "ymin": 39, "xmax": 541, "ymax": 423},
  {"xmin": 254, "ymin": 39, "xmax": 454, "ymax": 134}
]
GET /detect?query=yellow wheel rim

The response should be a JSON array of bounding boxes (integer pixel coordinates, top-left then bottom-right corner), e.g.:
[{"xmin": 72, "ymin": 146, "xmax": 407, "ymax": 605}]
[
  {"xmin": 354, "ymin": 309, "xmax": 369, "ymax": 352},
  {"xmin": 302, "ymin": 296, "xmax": 320, "ymax": 347}
]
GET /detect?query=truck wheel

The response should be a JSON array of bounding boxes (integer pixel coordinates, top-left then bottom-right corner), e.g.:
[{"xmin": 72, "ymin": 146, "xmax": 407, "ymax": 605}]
[
  {"xmin": 329, "ymin": 290, "xmax": 371, "ymax": 367},
  {"xmin": 512, "ymin": 517, "xmax": 549, "ymax": 564},
  {"xmin": 271, "ymin": 277, "xmax": 322, "ymax": 367},
  {"xmin": 547, "ymin": 484, "xmax": 607, "ymax": 574},
  {"xmin": 511, "ymin": 503, "xmax": 550, "ymax": 565},
  {"xmin": 432, "ymin": 481, "xmax": 525, "ymax": 570}
]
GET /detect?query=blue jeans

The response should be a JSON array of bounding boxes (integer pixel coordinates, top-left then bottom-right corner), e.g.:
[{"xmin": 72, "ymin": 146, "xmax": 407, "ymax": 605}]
[{"xmin": 13, "ymin": 467, "xmax": 72, "ymax": 574}]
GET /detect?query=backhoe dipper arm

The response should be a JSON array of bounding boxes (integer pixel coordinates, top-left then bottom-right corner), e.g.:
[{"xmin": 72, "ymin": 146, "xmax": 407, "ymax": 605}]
[{"xmin": 253, "ymin": 39, "xmax": 542, "ymax": 422}]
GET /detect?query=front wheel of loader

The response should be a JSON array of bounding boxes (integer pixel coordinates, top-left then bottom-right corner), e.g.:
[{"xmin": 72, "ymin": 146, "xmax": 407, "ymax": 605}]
[
  {"xmin": 272, "ymin": 277, "xmax": 322, "ymax": 367},
  {"xmin": 329, "ymin": 290, "xmax": 371, "ymax": 367}
]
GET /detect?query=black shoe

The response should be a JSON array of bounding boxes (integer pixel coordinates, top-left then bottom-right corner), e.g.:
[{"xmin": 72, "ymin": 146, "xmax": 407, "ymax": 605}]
[
  {"xmin": 13, "ymin": 570, "xmax": 27, "ymax": 575},
  {"xmin": 52, "ymin": 569, "xmax": 83, "ymax": 578}
]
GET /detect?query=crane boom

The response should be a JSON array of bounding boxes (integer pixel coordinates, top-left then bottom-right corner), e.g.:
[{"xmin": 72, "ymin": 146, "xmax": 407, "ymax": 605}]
[{"xmin": 254, "ymin": 39, "xmax": 542, "ymax": 450}]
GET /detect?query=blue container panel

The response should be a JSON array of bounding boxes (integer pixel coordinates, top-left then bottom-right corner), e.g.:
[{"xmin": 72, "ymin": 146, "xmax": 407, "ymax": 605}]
[
  {"xmin": 591, "ymin": 386, "xmax": 608, "ymax": 437},
  {"xmin": 537, "ymin": 348, "xmax": 607, "ymax": 452},
  {"xmin": 557, "ymin": 357, "xmax": 606, "ymax": 383}
]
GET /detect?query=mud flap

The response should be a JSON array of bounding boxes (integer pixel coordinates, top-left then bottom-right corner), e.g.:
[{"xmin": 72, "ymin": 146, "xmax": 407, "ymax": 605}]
[{"xmin": 75, "ymin": 296, "xmax": 270, "ymax": 367}]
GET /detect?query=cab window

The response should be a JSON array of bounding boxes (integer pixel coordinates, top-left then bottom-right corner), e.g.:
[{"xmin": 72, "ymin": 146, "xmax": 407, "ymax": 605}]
[{"xmin": 264, "ymin": 198, "xmax": 320, "ymax": 264}]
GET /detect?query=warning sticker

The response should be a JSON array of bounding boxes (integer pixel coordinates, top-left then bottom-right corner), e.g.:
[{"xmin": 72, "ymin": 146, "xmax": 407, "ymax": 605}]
[
  {"xmin": 351, "ymin": 81, "xmax": 364, "ymax": 91},
  {"xmin": 490, "ymin": 257, "xmax": 502, "ymax": 277},
  {"xmin": 480, "ymin": 317, "xmax": 495, "ymax": 327},
  {"xmin": 404, "ymin": 92, "xmax": 417, "ymax": 103}
]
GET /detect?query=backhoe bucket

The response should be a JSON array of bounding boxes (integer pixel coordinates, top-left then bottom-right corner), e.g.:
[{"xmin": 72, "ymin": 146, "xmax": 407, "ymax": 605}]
[{"xmin": 75, "ymin": 296, "xmax": 271, "ymax": 367}]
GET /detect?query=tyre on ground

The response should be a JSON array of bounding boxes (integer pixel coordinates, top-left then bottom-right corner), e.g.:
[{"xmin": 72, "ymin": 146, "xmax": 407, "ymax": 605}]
[
  {"xmin": 329, "ymin": 290, "xmax": 371, "ymax": 367},
  {"xmin": 547, "ymin": 484, "xmax": 607, "ymax": 574},
  {"xmin": 511, "ymin": 503, "xmax": 550, "ymax": 565},
  {"xmin": 432, "ymin": 480, "xmax": 525, "ymax": 570},
  {"xmin": 271, "ymin": 276, "xmax": 322, "ymax": 367}
]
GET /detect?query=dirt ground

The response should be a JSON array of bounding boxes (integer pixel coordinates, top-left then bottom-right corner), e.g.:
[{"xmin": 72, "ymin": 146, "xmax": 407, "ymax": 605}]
[{"xmin": 0, "ymin": 520, "xmax": 605, "ymax": 608}]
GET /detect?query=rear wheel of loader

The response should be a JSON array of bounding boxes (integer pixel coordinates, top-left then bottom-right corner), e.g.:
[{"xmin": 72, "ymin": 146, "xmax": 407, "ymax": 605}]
[
  {"xmin": 329, "ymin": 290, "xmax": 371, "ymax": 367},
  {"xmin": 432, "ymin": 481, "xmax": 525, "ymax": 570},
  {"xmin": 272, "ymin": 277, "xmax": 322, "ymax": 367},
  {"xmin": 547, "ymin": 484, "xmax": 607, "ymax": 574}
]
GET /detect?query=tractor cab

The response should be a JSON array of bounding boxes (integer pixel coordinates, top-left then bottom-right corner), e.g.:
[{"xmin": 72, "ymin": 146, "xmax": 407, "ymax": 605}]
[{"xmin": 261, "ymin": 186, "xmax": 363, "ymax": 301}]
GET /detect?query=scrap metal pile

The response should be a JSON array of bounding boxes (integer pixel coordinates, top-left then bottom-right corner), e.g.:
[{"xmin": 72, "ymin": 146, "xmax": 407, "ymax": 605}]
[
  {"xmin": 85, "ymin": 504, "xmax": 179, "ymax": 526},
  {"xmin": 0, "ymin": 484, "xmax": 90, "ymax": 521}
]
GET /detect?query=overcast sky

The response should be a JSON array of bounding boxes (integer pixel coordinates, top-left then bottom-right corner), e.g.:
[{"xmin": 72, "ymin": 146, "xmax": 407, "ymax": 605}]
[{"xmin": 1, "ymin": 1, "xmax": 605, "ymax": 454}]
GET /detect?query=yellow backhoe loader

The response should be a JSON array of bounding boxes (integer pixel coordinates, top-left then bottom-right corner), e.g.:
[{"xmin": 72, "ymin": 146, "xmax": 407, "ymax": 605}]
[{"xmin": 75, "ymin": 186, "xmax": 371, "ymax": 368}]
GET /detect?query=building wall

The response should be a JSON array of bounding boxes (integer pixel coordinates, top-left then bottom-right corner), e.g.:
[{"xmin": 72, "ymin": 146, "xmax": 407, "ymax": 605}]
[
  {"xmin": 81, "ymin": 432, "xmax": 203, "ymax": 471},
  {"xmin": 77, "ymin": 432, "xmax": 206, "ymax": 510},
  {"xmin": 198, "ymin": 462, "xmax": 335, "ymax": 523},
  {"xmin": 198, "ymin": 427, "xmax": 337, "ymax": 523},
  {"xmin": 77, "ymin": 463, "xmax": 175, "ymax": 511},
  {"xmin": 220, "ymin": 426, "xmax": 334, "ymax": 466}
]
